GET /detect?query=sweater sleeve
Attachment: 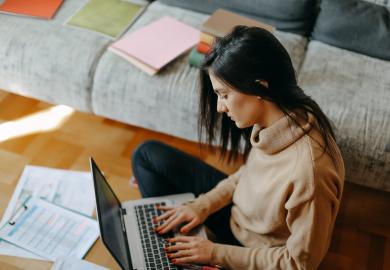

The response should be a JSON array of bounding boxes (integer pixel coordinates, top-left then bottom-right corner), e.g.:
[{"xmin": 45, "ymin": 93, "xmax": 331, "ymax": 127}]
[
  {"xmin": 187, "ymin": 165, "xmax": 245, "ymax": 217},
  {"xmin": 210, "ymin": 186, "xmax": 340, "ymax": 270}
]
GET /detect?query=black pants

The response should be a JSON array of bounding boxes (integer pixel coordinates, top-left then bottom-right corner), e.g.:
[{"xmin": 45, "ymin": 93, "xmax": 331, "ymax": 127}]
[{"xmin": 131, "ymin": 140, "xmax": 241, "ymax": 246}]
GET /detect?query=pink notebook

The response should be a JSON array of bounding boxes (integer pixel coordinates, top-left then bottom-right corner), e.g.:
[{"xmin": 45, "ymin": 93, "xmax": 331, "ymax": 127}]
[{"xmin": 111, "ymin": 16, "xmax": 200, "ymax": 74}]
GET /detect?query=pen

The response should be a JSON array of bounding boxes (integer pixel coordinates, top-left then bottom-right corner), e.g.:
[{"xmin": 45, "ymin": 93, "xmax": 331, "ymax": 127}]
[{"xmin": 7, "ymin": 196, "xmax": 31, "ymax": 225}]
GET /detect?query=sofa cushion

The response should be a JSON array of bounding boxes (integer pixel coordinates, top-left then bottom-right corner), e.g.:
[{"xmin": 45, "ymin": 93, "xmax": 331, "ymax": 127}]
[
  {"xmin": 0, "ymin": 0, "xmax": 112, "ymax": 112},
  {"xmin": 298, "ymin": 41, "xmax": 390, "ymax": 191},
  {"xmin": 157, "ymin": 0, "xmax": 318, "ymax": 36},
  {"xmin": 312, "ymin": 0, "xmax": 390, "ymax": 60},
  {"xmin": 92, "ymin": 1, "xmax": 308, "ymax": 141}
]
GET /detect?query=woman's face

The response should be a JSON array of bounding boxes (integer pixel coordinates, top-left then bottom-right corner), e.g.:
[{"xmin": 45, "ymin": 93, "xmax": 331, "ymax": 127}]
[{"xmin": 209, "ymin": 73, "xmax": 263, "ymax": 129}]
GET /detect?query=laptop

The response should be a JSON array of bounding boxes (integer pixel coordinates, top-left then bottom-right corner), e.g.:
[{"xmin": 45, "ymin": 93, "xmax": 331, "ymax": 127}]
[{"xmin": 90, "ymin": 157, "xmax": 207, "ymax": 270}]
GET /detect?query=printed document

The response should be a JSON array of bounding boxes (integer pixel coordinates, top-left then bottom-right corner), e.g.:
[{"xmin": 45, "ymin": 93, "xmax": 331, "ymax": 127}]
[
  {"xmin": 0, "ymin": 165, "xmax": 96, "ymax": 259},
  {"xmin": 0, "ymin": 197, "xmax": 99, "ymax": 261}
]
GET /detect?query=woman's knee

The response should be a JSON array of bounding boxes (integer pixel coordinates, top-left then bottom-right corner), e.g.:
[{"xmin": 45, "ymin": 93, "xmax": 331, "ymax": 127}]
[
  {"xmin": 132, "ymin": 140, "xmax": 163, "ymax": 165},
  {"xmin": 131, "ymin": 140, "xmax": 174, "ymax": 175},
  {"xmin": 131, "ymin": 140, "xmax": 174, "ymax": 197}
]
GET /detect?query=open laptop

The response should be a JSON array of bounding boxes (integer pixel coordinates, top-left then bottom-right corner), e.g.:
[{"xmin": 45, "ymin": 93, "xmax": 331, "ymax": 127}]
[{"xmin": 90, "ymin": 157, "xmax": 206, "ymax": 270}]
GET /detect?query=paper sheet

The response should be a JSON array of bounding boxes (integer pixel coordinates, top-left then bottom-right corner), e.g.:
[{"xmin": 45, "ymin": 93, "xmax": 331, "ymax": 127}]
[
  {"xmin": 0, "ymin": 166, "xmax": 96, "ymax": 260},
  {"xmin": 0, "ymin": 197, "xmax": 99, "ymax": 261}
]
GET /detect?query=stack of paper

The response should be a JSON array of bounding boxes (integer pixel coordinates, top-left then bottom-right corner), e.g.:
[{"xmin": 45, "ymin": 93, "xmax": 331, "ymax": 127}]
[
  {"xmin": 0, "ymin": 166, "xmax": 97, "ymax": 261},
  {"xmin": 0, "ymin": 197, "xmax": 99, "ymax": 261},
  {"xmin": 110, "ymin": 16, "xmax": 200, "ymax": 75},
  {"xmin": 0, "ymin": 0, "xmax": 64, "ymax": 20},
  {"xmin": 65, "ymin": 0, "xmax": 146, "ymax": 39}
]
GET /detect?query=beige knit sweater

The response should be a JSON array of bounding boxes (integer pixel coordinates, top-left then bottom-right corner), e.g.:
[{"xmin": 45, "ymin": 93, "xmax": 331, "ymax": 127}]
[{"xmin": 189, "ymin": 113, "xmax": 345, "ymax": 270}]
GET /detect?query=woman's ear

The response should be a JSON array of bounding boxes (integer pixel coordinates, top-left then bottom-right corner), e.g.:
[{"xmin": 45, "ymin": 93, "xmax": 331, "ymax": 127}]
[{"xmin": 255, "ymin": 79, "xmax": 269, "ymax": 88}]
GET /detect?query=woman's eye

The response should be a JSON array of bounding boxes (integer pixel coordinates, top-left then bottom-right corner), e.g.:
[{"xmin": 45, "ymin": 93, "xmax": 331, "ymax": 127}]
[{"xmin": 216, "ymin": 91, "xmax": 228, "ymax": 100}]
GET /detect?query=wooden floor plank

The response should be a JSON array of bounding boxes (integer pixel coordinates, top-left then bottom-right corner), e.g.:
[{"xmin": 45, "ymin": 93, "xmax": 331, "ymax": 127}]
[
  {"xmin": 383, "ymin": 238, "xmax": 390, "ymax": 270},
  {"xmin": 0, "ymin": 149, "xmax": 28, "ymax": 185},
  {"xmin": 367, "ymin": 234, "xmax": 386, "ymax": 270}
]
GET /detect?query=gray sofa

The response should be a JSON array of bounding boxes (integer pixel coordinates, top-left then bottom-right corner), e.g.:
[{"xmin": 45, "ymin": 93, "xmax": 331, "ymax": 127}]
[{"xmin": 0, "ymin": 0, "xmax": 389, "ymax": 191}]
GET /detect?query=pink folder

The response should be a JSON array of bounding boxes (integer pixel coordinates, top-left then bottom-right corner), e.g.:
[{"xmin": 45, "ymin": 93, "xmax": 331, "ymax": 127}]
[{"xmin": 111, "ymin": 16, "xmax": 200, "ymax": 73}]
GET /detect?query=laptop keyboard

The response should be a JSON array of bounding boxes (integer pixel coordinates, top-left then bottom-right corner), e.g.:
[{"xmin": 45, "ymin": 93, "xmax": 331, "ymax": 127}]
[{"xmin": 134, "ymin": 202, "xmax": 179, "ymax": 270}]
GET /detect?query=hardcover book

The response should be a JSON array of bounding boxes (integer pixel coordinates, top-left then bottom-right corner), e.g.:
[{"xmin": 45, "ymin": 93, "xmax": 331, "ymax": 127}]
[{"xmin": 201, "ymin": 9, "xmax": 275, "ymax": 45}]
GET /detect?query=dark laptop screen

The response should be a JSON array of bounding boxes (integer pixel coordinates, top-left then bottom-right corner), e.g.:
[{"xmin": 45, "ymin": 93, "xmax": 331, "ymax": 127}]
[{"xmin": 90, "ymin": 158, "xmax": 132, "ymax": 270}]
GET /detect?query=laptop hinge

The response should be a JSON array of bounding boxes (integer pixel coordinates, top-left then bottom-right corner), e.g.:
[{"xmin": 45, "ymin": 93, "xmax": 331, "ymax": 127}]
[{"xmin": 120, "ymin": 208, "xmax": 127, "ymax": 232}]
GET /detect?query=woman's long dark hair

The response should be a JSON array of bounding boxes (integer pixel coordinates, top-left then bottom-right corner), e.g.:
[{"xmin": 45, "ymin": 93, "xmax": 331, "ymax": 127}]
[{"xmin": 198, "ymin": 26, "xmax": 338, "ymax": 163}]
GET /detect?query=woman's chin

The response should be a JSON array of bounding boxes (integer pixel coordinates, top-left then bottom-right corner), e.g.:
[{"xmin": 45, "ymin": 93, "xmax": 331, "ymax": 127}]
[
  {"xmin": 234, "ymin": 121, "xmax": 246, "ymax": 129},
  {"xmin": 234, "ymin": 120, "xmax": 254, "ymax": 129}
]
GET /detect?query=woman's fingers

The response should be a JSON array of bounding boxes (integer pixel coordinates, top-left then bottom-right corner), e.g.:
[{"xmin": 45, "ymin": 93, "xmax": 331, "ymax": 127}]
[
  {"xmin": 165, "ymin": 242, "xmax": 195, "ymax": 264},
  {"xmin": 169, "ymin": 236, "xmax": 195, "ymax": 243},
  {"xmin": 171, "ymin": 256, "xmax": 198, "ymax": 265},
  {"xmin": 154, "ymin": 205, "xmax": 201, "ymax": 235},
  {"xmin": 158, "ymin": 215, "xmax": 185, "ymax": 234},
  {"xmin": 166, "ymin": 249, "xmax": 193, "ymax": 259},
  {"xmin": 157, "ymin": 205, "xmax": 174, "ymax": 211},
  {"xmin": 154, "ymin": 209, "xmax": 175, "ymax": 222},
  {"xmin": 165, "ymin": 236, "xmax": 214, "ymax": 265},
  {"xmin": 156, "ymin": 213, "xmax": 178, "ymax": 231},
  {"xmin": 165, "ymin": 242, "xmax": 192, "ymax": 253},
  {"xmin": 179, "ymin": 219, "xmax": 198, "ymax": 234}
]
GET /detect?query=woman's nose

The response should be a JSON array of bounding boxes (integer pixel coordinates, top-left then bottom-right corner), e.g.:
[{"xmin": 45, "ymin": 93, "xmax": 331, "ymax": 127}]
[{"xmin": 217, "ymin": 99, "xmax": 227, "ymax": 113}]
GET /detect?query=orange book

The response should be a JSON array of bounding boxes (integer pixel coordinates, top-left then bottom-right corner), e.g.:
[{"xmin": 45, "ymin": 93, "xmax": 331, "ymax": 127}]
[
  {"xmin": 197, "ymin": 42, "xmax": 211, "ymax": 54},
  {"xmin": 0, "ymin": 0, "xmax": 64, "ymax": 20},
  {"xmin": 199, "ymin": 32, "xmax": 215, "ymax": 46}
]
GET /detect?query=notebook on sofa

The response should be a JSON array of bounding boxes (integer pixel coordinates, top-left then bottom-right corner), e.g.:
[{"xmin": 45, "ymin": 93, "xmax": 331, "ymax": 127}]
[
  {"xmin": 109, "ymin": 16, "xmax": 200, "ymax": 75},
  {"xmin": 200, "ymin": 9, "xmax": 275, "ymax": 45},
  {"xmin": 0, "ymin": 0, "xmax": 64, "ymax": 20}
]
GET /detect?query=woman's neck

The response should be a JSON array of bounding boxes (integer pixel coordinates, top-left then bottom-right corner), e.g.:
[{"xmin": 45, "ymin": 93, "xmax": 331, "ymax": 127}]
[{"xmin": 259, "ymin": 101, "xmax": 285, "ymax": 128}]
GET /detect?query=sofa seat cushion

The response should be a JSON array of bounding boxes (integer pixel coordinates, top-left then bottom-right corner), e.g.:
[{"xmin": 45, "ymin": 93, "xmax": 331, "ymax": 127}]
[
  {"xmin": 298, "ymin": 41, "xmax": 390, "ymax": 191},
  {"xmin": 92, "ymin": 1, "xmax": 308, "ymax": 141},
  {"xmin": 0, "ymin": 0, "xmax": 112, "ymax": 112}
]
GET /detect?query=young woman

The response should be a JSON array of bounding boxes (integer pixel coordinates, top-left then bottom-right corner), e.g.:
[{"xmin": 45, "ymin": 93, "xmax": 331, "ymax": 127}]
[{"xmin": 132, "ymin": 26, "xmax": 345, "ymax": 270}]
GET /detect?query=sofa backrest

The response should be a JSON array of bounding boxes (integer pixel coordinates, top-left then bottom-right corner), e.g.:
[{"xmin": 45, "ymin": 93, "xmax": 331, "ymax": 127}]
[
  {"xmin": 312, "ymin": 0, "xmax": 390, "ymax": 61},
  {"xmin": 157, "ymin": 0, "xmax": 318, "ymax": 36}
]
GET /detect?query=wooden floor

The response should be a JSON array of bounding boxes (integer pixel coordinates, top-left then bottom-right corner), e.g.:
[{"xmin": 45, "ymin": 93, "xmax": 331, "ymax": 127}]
[{"xmin": 0, "ymin": 90, "xmax": 389, "ymax": 270}]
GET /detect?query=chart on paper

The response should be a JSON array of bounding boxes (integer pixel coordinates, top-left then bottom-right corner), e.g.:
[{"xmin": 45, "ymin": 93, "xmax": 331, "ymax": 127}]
[
  {"xmin": 0, "ymin": 165, "xmax": 96, "ymax": 260},
  {"xmin": 0, "ymin": 197, "xmax": 99, "ymax": 261}
]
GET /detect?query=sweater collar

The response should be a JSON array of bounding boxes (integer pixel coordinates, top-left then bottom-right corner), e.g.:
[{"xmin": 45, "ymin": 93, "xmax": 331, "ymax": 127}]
[{"xmin": 250, "ymin": 112, "xmax": 315, "ymax": 154}]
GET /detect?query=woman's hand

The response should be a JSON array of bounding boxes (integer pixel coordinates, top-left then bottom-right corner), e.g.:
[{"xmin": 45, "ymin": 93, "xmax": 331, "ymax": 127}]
[
  {"xmin": 154, "ymin": 205, "xmax": 207, "ymax": 235},
  {"xmin": 165, "ymin": 236, "xmax": 215, "ymax": 265}
]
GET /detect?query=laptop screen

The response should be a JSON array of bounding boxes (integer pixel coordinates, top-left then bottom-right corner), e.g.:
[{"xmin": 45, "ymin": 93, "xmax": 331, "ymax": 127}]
[{"xmin": 90, "ymin": 158, "xmax": 132, "ymax": 270}]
